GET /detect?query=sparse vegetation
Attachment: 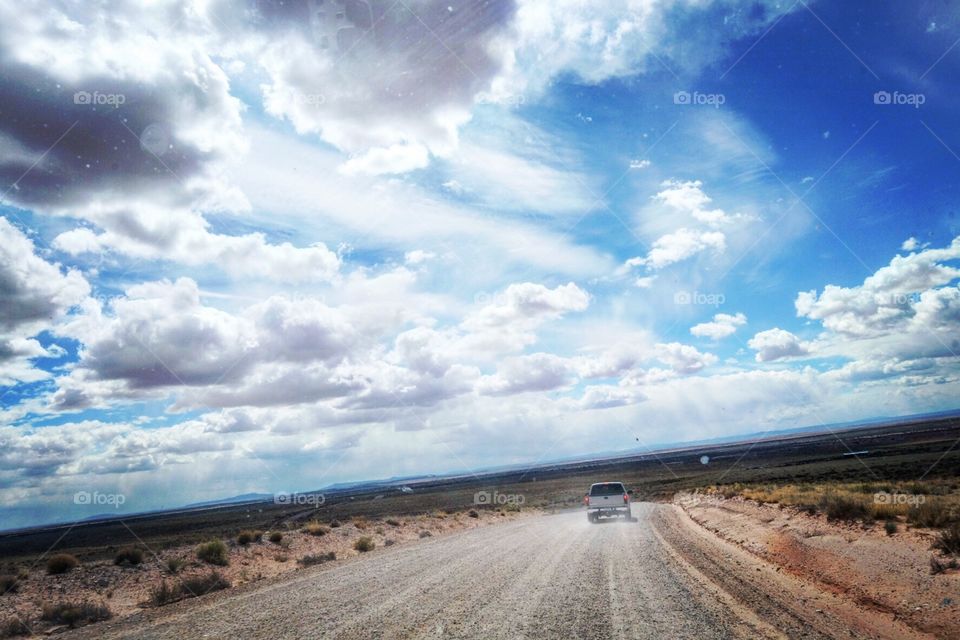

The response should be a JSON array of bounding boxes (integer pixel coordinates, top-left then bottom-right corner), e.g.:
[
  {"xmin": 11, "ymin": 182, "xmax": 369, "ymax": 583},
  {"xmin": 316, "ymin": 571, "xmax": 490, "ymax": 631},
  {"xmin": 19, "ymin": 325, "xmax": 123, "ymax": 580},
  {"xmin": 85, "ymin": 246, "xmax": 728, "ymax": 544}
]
[
  {"xmin": 933, "ymin": 522, "xmax": 960, "ymax": 556},
  {"xmin": 41, "ymin": 601, "xmax": 112, "ymax": 627},
  {"xmin": 269, "ymin": 531, "xmax": 283, "ymax": 544},
  {"xmin": 468, "ymin": 510, "xmax": 479, "ymax": 518},
  {"xmin": 884, "ymin": 520, "xmax": 898, "ymax": 535},
  {"xmin": 329, "ymin": 520, "xmax": 342, "ymax": 528},
  {"xmin": 150, "ymin": 571, "xmax": 230, "ymax": 606},
  {"xmin": 114, "ymin": 546, "xmax": 144, "ymax": 566},
  {"xmin": 46, "ymin": 553, "xmax": 79, "ymax": 575},
  {"xmin": 196, "ymin": 540, "xmax": 229, "ymax": 566},
  {"xmin": 354, "ymin": 536, "xmax": 375, "ymax": 552},
  {"xmin": 2, "ymin": 617, "xmax": 31, "ymax": 638},
  {"xmin": 385, "ymin": 518, "xmax": 401, "ymax": 526},
  {"xmin": 304, "ymin": 522, "xmax": 329, "ymax": 537},
  {"xmin": 385, "ymin": 539, "xmax": 396, "ymax": 546},
  {"xmin": 165, "ymin": 558, "xmax": 185, "ymax": 574},
  {"xmin": 419, "ymin": 530, "xmax": 432, "ymax": 538},
  {"xmin": 353, "ymin": 517, "xmax": 369, "ymax": 530},
  {"xmin": 908, "ymin": 499, "xmax": 955, "ymax": 528},
  {"xmin": 237, "ymin": 530, "xmax": 262, "ymax": 545},
  {"xmin": 819, "ymin": 493, "xmax": 871, "ymax": 522},
  {"xmin": 298, "ymin": 551, "xmax": 336, "ymax": 566},
  {"xmin": 0, "ymin": 575, "xmax": 19, "ymax": 594}
]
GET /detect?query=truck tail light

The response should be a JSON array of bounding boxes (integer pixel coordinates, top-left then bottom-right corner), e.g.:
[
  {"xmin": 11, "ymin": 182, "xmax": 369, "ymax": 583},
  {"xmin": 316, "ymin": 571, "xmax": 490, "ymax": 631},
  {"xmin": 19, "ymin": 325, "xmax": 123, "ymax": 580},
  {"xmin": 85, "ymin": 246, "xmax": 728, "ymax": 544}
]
[
  {"xmin": 584, "ymin": 494, "xmax": 589, "ymax": 506},
  {"xmin": 623, "ymin": 494, "xmax": 629, "ymax": 503}
]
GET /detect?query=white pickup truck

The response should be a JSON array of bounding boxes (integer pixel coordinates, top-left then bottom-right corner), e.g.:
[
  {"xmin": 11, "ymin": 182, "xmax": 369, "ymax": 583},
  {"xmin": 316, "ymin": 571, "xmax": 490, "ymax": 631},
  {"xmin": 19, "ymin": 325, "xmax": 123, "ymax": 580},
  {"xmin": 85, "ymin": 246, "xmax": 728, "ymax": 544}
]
[{"xmin": 584, "ymin": 482, "xmax": 632, "ymax": 522}]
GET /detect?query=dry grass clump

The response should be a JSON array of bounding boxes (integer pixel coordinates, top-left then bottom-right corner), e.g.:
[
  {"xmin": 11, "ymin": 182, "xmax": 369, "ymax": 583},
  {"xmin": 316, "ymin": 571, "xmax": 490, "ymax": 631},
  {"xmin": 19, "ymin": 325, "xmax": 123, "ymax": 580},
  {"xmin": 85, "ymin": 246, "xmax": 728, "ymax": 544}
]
[
  {"xmin": 304, "ymin": 521, "xmax": 329, "ymax": 537},
  {"xmin": 196, "ymin": 540, "xmax": 229, "ymax": 566},
  {"xmin": 41, "ymin": 601, "xmax": 111, "ymax": 627},
  {"xmin": 298, "ymin": 551, "xmax": 336, "ymax": 566},
  {"xmin": 353, "ymin": 536, "xmax": 375, "ymax": 552},
  {"xmin": 236, "ymin": 530, "xmax": 262, "ymax": 545},
  {"xmin": 114, "ymin": 546, "xmax": 144, "ymax": 566},
  {"xmin": 46, "ymin": 553, "xmax": 79, "ymax": 575},
  {"xmin": 150, "ymin": 571, "xmax": 230, "ymax": 606}
]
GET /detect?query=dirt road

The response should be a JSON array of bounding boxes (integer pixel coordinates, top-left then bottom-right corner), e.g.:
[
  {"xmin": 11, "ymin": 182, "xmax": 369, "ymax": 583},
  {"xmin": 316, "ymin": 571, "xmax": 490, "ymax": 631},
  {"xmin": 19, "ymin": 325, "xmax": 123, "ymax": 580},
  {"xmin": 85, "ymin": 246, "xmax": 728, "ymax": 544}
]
[{"xmin": 65, "ymin": 503, "xmax": 933, "ymax": 640}]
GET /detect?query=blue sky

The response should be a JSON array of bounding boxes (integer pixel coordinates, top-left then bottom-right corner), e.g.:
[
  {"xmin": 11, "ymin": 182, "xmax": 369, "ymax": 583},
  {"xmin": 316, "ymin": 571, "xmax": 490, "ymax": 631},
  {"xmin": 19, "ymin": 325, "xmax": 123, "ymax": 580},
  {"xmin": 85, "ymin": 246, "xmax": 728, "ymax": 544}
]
[{"xmin": 2, "ymin": 0, "xmax": 960, "ymax": 529}]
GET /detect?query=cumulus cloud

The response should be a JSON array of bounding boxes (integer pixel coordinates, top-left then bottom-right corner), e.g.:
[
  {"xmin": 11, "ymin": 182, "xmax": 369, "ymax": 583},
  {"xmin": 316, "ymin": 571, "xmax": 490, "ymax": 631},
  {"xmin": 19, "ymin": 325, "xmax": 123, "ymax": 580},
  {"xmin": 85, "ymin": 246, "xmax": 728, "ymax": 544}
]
[
  {"xmin": 654, "ymin": 342, "xmax": 717, "ymax": 373},
  {"xmin": 630, "ymin": 228, "xmax": 726, "ymax": 270},
  {"xmin": 0, "ymin": 217, "xmax": 90, "ymax": 383},
  {"xmin": 748, "ymin": 328, "xmax": 811, "ymax": 362},
  {"xmin": 796, "ymin": 237, "xmax": 960, "ymax": 337},
  {"xmin": 690, "ymin": 312, "xmax": 746, "ymax": 340},
  {"xmin": 477, "ymin": 353, "xmax": 574, "ymax": 396}
]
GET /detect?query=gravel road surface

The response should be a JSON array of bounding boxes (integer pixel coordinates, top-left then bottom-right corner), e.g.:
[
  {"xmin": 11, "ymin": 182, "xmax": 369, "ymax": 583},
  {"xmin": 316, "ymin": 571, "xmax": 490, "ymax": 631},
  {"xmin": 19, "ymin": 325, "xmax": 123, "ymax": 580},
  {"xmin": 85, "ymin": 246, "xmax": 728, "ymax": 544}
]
[{"xmin": 65, "ymin": 503, "xmax": 928, "ymax": 640}]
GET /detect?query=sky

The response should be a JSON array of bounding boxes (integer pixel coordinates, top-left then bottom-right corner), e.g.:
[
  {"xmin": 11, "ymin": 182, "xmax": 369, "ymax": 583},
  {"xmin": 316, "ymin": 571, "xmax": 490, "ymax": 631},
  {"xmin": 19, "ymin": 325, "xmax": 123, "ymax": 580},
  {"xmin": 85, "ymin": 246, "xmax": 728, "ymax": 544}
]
[{"xmin": 1, "ymin": 0, "xmax": 960, "ymax": 529}]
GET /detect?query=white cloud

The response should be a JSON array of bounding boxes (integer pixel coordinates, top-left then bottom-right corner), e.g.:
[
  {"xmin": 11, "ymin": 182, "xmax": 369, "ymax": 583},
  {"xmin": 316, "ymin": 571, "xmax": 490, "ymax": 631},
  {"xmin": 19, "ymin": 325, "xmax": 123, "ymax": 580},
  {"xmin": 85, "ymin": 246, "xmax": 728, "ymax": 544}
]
[
  {"xmin": 655, "ymin": 342, "xmax": 717, "ymax": 373},
  {"xmin": 690, "ymin": 312, "xmax": 747, "ymax": 340},
  {"xmin": 477, "ymin": 353, "xmax": 574, "ymax": 396},
  {"xmin": 634, "ymin": 227, "xmax": 726, "ymax": 270},
  {"xmin": 748, "ymin": 328, "xmax": 811, "ymax": 362},
  {"xmin": 796, "ymin": 237, "xmax": 960, "ymax": 337}
]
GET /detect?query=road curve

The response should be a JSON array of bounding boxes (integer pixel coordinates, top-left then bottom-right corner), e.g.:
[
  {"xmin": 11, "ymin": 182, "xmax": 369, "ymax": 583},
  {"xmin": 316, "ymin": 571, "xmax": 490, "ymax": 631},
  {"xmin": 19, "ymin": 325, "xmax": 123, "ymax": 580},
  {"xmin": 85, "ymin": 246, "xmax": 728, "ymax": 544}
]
[{"xmin": 64, "ymin": 504, "xmax": 924, "ymax": 640}]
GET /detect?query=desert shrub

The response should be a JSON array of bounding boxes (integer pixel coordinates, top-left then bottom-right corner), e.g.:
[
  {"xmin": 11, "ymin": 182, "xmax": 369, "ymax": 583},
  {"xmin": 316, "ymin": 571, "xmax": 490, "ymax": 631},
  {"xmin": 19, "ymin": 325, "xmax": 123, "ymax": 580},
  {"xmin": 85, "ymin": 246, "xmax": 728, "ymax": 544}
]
[
  {"xmin": 353, "ymin": 536, "xmax": 375, "ymax": 552},
  {"xmin": 149, "ymin": 580, "xmax": 178, "ymax": 606},
  {"xmin": 165, "ymin": 558, "xmax": 185, "ymax": 575},
  {"xmin": 329, "ymin": 520, "xmax": 342, "ymax": 528},
  {"xmin": 819, "ymin": 493, "xmax": 870, "ymax": 521},
  {"xmin": 468, "ymin": 510, "xmax": 479, "ymax": 518},
  {"xmin": 269, "ymin": 531, "xmax": 283, "ymax": 543},
  {"xmin": 298, "ymin": 552, "xmax": 336, "ymax": 566},
  {"xmin": 930, "ymin": 556, "xmax": 946, "ymax": 575},
  {"xmin": 150, "ymin": 572, "xmax": 229, "ymax": 606},
  {"xmin": 0, "ymin": 575, "xmax": 18, "ymax": 594},
  {"xmin": 181, "ymin": 571, "xmax": 230, "ymax": 596},
  {"xmin": 352, "ymin": 517, "xmax": 369, "ymax": 530},
  {"xmin": 304, "ymin": 522, "xmax": 329, "ymax": 537},
  {"xmin": 274, "ymin": 554, "xmax": 289, "ymax": 563},
  {"xmin": 418, "ymin": 530, "xmax": 432, "ymax": 538},
  {"xmin": 933, "ymin": 522, "xmax": 960, "ymax": 556},
  {"xmin": 1, "ymin": 617, "xmax": 31, "ymax": 637},
  {"xmin": 114, "ymin": 546, "xmax": 144, "ymax": 566},
  {"xmin": 46, "ymin": 554, "xmax": 79, "ymax": 575},
  {"xmin": 384, "ymin": 539, "xmax": 396, "ymax": 546},
  {"xmin": 385, "ymin": 518, "xmax": 401, "ymax": 527},
  {"xmin": 237, "ymin": 530, "xmax": 261, "ymax": 545},
  {"xmin": 196, "ymin": 540, "xmax": 229, "ymax": 566},
  {"xmin": 909, "ymin": 499, "xmax": 954, "ymax": 528},
  {"xmin": 884, "ymin": 521, "xmax": 898, "ymax": 536},
  {"xmin": 41, "ymin": 601, "xmax": 111, "ymax": 627}
]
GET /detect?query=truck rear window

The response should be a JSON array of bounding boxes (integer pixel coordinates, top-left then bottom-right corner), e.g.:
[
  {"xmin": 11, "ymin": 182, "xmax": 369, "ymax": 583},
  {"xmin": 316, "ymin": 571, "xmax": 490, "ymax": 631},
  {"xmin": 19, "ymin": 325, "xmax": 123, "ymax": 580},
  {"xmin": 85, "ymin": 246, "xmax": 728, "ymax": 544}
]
[{"xmin": 590, "ymin": 483, "xmax": 625, "ymax": 496}]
